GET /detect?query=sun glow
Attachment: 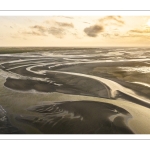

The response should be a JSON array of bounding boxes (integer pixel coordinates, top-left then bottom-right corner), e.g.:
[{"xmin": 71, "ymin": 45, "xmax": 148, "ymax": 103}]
[
  {"xmin": 146, "ymin": 19, "xmax": 150, "ymax": 26},
  {"xmin": 1, "ymin": 16, "xmax": 150, "ymax": 46}
]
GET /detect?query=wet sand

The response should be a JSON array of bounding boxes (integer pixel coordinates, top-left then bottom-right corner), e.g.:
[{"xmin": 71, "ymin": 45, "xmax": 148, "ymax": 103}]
[
  {"xmin": 4, "ymin": 76, "xmax": 109, "ymax": 98},
  {"xmin": 1, "ymin": 47, "xmax": 150, "ymax": 134},
  {"xmin": 16, "ymin": 101, "xmax": 133, "ymax": 134}
]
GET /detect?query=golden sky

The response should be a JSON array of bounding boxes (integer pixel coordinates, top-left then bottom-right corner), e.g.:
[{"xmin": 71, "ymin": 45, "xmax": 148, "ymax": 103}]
[{"xmin": 1, "ymin": 16, "xmax": 150, "ymax": 47}]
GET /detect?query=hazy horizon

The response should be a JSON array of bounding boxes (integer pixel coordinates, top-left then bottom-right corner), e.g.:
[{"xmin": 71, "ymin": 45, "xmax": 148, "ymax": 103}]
[{"xmin": 1, "ymin": 46, "xmax": 150, "ymax": 47}]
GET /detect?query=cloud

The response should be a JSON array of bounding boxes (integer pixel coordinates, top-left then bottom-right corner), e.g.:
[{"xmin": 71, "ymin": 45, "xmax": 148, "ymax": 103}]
[
  {"xmin": 99, "ymin": 16, "xmax": 124, "ymax": 25},
  {"xmin": 44, "ymin": 20, "xmax": 74, "ymax": 28},
  {"xmin": 47, "ymin": 27, "xmax": 66, "ymax": 38},
  {"xmin": 22, "ymin": 31, "xmax": 45, "ymax": 36},
  {"xmin": 121, "ymin": 34, "xmax": 150, "ymax": 39},
  {"xmin": 23, "ymin": 24, "xmax": 69, "ymax": 38},
  {"xmin": 22, "ymin": 25, "xmax": 48, "ymax": 36},
  {"xmin": 30, "ymin": 25, "xmax": 46, "ymax": 32},
  {"xmin": 31, "ymin": 20, "xmax": 74, "ymax": 38},
  {"xmin": 118, "ymin": 30, "xmax": 150, "ymax": 39},
  {"xmin": 83, "ymin": 16, "xmax": 124, "ymax": 38},
  {"xmin": 83, "ymin": 22, "xmax": 90, "ymax": 24},
  {"xmin": 55, "ymin": 21, "xmax": 74, "ymax": 28},
  {"xmin": 130, "ymin": 28, "xmax": 150, "ymax": 34},
  {"xmin": 84, "ymin": 25, "xmax": 104, "ymax": 37},
  {"xmin": 101, "ymin": 32, "xmax": 121, "ymax": 39},
  {"xmin": 123, "ymin": 27, "xmax": 150, "ymax": 39}
]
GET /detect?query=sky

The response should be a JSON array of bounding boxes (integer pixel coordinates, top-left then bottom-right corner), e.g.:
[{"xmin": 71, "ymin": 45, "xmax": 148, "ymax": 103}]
[{"xmin": 1, "ymin": 16, "xmax": 150, "ymax": 47}]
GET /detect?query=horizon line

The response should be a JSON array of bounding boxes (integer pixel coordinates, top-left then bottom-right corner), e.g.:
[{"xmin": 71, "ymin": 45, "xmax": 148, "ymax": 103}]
[{"xmin": 0, "ymin": 46, "xmax": 150, "ymax": 48}]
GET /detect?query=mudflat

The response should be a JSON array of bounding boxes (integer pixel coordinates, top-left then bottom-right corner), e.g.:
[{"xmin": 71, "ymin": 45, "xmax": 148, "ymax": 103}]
[{"xmin": 0, "ymin": 47, "xmax": 150, "ymax": 134}]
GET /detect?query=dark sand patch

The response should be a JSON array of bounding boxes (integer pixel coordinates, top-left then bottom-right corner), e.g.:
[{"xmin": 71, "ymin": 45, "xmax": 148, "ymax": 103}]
[
  {"xmin": 16, "ymin": 101, "xmax": 133, "ymax": 134},
  {"xmin": 4, "ymin": 77, "xmax": 109, "ymax": 98}
]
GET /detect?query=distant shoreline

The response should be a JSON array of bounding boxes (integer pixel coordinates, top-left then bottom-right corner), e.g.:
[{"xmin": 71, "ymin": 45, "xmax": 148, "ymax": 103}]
[
  {"xmin": 0, "ymin": 47, "xmax": 99, "ymax": 54},
  {"xmin": 0, "ymin": 46, "xmax": 148, "ymax": 54}
]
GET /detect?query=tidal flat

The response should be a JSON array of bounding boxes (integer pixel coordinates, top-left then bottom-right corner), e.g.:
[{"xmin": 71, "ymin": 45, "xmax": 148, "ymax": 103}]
[{"xmin": 1, "ymin": 47, "xmax": 150, "ymax": 134}]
